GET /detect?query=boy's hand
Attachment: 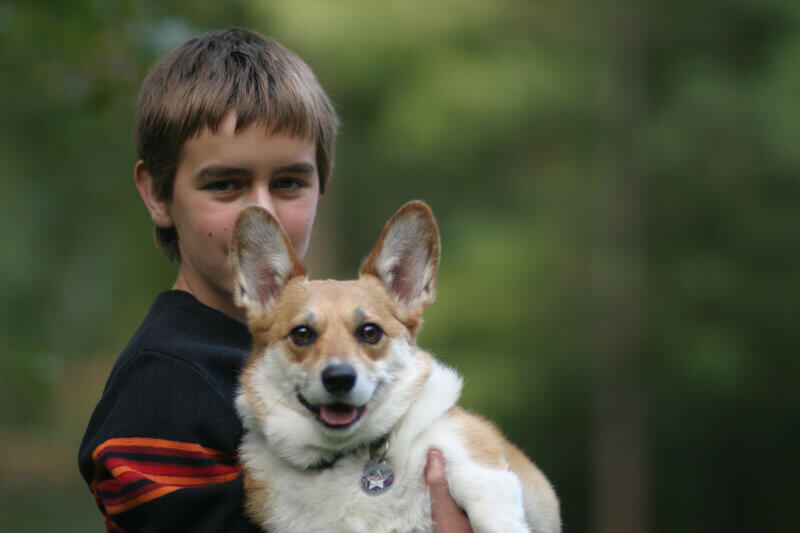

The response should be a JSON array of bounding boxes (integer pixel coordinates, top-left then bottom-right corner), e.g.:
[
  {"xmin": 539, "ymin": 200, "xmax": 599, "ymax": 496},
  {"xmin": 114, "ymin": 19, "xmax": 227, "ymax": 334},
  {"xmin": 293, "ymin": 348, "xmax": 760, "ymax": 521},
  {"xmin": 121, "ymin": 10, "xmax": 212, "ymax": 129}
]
[{"xmin": 425, "ymin": 450, "xmax": 473, "ymax": 533}]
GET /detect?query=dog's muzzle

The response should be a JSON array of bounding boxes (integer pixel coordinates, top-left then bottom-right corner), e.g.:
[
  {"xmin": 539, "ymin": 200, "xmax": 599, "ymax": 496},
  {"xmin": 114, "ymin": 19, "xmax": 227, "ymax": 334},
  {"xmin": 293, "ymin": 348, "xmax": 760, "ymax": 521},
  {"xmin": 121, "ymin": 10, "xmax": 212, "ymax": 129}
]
[{"xmin": 297, "ymin": 363, "xmax": 367, "ymax": 429}]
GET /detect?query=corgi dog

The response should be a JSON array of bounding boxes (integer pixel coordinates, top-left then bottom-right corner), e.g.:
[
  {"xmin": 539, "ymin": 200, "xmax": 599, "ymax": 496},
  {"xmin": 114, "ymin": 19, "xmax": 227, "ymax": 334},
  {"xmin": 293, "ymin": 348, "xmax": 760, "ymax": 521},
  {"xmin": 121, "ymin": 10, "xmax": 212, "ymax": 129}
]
[{"xmin": 231, "ymin": 201, "xmax": 561, "ymax": 533}]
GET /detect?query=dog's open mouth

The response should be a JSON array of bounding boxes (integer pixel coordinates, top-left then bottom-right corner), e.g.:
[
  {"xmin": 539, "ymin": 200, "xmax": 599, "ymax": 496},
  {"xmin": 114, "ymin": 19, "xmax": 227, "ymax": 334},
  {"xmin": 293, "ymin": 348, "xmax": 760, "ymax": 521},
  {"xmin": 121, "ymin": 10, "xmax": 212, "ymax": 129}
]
[{"xmin": 297, "ymin": 394, "xmax": 367, "ymax": 429}]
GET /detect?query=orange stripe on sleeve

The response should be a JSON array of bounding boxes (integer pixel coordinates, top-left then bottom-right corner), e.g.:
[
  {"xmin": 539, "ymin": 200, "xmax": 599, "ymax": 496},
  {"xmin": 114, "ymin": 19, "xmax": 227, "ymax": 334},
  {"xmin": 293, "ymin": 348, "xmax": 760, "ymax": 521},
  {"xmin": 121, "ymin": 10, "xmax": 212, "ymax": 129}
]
[
  {"xmin": 92, "ymin": 437, "xmax": 236, "ymax": 461},
  {"xmin": 109, "ymin": 465, "xmax": 240, "ymax": 486},
  {"xmin": 104, "ymin": 486, "xmax": 182, "ymax": 515}
]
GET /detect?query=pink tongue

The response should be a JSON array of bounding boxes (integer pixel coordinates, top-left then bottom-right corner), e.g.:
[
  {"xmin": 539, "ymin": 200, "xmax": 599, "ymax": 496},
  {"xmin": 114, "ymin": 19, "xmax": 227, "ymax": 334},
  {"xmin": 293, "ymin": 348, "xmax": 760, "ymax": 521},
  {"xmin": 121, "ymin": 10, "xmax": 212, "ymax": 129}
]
[{"xmin": 320, "ymin": 405, "xmax": 358, "ymax": 426}]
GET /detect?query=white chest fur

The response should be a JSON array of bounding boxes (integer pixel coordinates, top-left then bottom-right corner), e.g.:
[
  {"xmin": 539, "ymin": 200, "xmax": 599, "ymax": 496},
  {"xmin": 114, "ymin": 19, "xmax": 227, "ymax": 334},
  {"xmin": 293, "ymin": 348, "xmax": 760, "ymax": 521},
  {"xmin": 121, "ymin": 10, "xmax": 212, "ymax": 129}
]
[{"xmin": 241, "ymin": 441, "xmax": 434, "ymax": 533}]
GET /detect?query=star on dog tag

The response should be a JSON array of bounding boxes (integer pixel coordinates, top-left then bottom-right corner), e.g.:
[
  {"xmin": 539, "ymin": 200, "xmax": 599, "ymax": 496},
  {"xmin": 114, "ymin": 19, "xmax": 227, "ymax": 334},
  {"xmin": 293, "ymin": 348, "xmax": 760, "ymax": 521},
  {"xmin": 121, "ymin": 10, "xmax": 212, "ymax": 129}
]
[{"xmin": 360, "ymin": 459, "xmax": 394, "ymax": 495}]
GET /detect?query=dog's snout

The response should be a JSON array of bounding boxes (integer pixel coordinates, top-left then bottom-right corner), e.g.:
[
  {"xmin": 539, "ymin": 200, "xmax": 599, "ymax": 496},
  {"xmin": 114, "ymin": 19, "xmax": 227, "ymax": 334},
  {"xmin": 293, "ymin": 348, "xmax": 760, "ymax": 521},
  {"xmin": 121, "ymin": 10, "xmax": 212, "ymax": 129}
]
[{"xmin": 321, "ymin": 363, "xmax": 357, "ymax": 395}]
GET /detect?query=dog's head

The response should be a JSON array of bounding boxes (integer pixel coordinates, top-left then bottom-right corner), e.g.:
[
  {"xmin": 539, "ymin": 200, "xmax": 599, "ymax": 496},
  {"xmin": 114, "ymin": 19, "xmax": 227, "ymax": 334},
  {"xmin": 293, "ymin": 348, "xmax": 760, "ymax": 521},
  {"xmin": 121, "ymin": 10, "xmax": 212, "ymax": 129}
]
[{"xmin": 231, "ymin": 201, "xmax": 439, "ymax": 467}]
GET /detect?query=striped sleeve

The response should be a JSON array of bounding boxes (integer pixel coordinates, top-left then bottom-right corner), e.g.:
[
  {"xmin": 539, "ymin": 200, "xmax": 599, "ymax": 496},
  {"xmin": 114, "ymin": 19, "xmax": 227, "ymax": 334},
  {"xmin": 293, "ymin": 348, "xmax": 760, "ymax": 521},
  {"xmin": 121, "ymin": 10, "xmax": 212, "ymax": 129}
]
[
  {"xmin": 90, "ymin": 437, "xmax": 241, "ymax": 516},
  {"xmin": 79, "ymin": 350, "xmax": 261, "ymax": 532}
]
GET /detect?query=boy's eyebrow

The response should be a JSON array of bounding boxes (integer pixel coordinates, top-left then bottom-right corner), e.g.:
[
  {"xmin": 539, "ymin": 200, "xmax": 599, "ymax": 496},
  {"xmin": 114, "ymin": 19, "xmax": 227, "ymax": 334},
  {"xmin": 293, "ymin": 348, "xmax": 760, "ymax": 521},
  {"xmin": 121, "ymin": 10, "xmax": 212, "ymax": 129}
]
[
  {"xmin": 195, "ymin": 165, "xmax": 252, "ymax": 182},
  {"xmin": 274, "ymin": 162, "xmax": 316, "ymax": 176},
  {"xmin": 194, "ymin": 162, "xmax": 316, "ymax": 182}
]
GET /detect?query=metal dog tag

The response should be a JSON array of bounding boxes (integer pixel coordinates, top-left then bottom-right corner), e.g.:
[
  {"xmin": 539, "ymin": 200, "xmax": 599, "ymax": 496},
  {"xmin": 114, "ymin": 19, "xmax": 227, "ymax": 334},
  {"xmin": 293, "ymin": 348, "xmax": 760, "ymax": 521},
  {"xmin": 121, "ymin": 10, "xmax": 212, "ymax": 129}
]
[{"xmin": 360, "ymin": 458, "xmax": 394, "ymax": 495}]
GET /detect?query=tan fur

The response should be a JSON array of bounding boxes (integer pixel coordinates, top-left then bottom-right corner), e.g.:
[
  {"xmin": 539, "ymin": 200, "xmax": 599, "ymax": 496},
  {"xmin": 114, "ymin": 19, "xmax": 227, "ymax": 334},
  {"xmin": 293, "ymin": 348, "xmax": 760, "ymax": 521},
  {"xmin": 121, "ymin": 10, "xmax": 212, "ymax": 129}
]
[
  {"xmin": 246, "ymin": 277, "xmax": 417, "ymax": 368},
  {"xmin": 447, "ymin": 408, "xmax": 508, "ymax": 470},
  {"xmin": 241, "ymin": 367, "xmax": 269, "ymax": 424},
  {"xmin": 448, "ymin": 408, "xmax": 554, "ymax": 491},
  {"xmin": 403, "ymin": 349, "xmax": 434, "ymax": 408},
  {"xmin": 504, "ymin": 440, "xmax": 550, "ymax": 496},
  {"xmin": 242, "ymin": 467, "xmax": 270, "ymax": 524},
  {"xmin": 505, "ymin": 439, "xmax": 562, "ymax": 530}
]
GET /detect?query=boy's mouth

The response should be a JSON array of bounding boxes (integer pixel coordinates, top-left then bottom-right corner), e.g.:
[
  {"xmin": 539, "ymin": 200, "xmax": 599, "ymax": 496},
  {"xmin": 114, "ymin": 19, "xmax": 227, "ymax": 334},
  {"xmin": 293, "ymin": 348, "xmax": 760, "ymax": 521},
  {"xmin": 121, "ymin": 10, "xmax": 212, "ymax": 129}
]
[{"xmin": 297, "ymin": 394, "xmax": 366, "ymax": 429}]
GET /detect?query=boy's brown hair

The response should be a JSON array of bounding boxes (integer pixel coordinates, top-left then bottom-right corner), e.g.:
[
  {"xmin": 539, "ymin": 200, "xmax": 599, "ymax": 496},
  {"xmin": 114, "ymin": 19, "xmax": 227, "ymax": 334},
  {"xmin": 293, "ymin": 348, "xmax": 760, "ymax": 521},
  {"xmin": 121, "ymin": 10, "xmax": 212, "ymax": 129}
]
[{"xmin": 134, "ymin": 28, "xmax": 339, "ymax": 262}]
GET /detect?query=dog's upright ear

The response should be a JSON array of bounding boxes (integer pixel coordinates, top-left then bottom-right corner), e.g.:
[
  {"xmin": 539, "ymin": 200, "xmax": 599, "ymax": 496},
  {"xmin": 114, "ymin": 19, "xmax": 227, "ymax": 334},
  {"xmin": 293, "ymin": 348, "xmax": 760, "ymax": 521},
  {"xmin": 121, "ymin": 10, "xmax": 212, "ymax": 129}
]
[
  {"xmin": 360, "ymin": 201, "xmax": 440, "ymax": 316},
  {"xmin": 230, "ymin": 206, "xmax": 306, "ymax": 316}
]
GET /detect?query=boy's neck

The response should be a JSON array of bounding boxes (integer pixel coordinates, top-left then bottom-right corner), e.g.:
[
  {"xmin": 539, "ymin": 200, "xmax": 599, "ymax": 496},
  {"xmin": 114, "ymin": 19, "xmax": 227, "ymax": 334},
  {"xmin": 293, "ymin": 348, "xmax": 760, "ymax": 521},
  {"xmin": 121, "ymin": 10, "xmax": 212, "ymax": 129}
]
[{"xmin": 172, "ymin": 269, "xmax": 246, "ymax": 324}]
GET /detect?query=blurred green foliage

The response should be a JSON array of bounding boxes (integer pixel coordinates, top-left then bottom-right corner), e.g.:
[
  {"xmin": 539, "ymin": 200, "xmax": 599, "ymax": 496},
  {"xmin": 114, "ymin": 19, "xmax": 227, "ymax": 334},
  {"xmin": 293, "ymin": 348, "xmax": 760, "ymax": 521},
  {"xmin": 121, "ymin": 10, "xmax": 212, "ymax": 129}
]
[{"xmin": 1, "ymin": 0, "xmax": 798, "ymax": 531}]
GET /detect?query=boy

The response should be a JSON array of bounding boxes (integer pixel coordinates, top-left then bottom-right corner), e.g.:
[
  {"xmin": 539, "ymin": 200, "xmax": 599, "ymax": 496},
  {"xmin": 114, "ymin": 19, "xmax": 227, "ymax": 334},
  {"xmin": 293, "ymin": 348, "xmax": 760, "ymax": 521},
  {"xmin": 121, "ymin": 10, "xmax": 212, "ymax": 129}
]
[{"xmin": 78, "ymin": 28, "xmax": 471, "ymax": 532}]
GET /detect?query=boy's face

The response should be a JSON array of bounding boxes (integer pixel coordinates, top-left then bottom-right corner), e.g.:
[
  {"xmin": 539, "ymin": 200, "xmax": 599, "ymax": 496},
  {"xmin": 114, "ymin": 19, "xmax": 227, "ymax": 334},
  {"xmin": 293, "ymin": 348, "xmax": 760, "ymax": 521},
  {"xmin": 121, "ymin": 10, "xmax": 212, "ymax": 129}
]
[{"xmin": 137, "ymin": 112, "xmax": 320, "ymax": 320}]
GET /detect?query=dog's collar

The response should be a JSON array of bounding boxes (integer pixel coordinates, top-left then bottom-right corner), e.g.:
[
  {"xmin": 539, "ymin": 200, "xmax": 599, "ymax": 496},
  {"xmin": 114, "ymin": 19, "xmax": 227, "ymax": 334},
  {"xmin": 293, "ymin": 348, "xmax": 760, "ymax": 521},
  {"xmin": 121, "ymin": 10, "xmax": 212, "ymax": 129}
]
[{"xmin": 306, "ymin": 435, "xmax": 389, "ymax": 472}]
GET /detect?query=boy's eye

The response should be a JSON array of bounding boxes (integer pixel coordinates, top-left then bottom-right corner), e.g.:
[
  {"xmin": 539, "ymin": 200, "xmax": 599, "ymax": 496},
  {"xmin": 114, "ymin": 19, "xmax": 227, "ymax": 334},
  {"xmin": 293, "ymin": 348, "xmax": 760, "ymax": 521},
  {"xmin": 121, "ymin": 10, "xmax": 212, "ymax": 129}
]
[
  {"xmin": 356, "ymin": 323, "xmax": 383, "ymax": 344},
  {"xmin": 289, "ymin": 325, "xmax": 317, "ymax": 346},
  {"xmin": 271, "ymin": 177, "xmax": 305, "ymax": 191},
  {"xmin": 206, "ymin": 180, "xmax": 240, "ymax": 192}
]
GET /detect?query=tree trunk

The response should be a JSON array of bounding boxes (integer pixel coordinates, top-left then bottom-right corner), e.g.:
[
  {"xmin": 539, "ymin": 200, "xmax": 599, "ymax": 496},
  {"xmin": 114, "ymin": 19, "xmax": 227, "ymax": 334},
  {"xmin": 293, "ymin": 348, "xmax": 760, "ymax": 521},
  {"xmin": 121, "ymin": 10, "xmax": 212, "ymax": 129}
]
[{"xmin": 592, "ymin": 1, "xmax": 648, "ymax": 532}]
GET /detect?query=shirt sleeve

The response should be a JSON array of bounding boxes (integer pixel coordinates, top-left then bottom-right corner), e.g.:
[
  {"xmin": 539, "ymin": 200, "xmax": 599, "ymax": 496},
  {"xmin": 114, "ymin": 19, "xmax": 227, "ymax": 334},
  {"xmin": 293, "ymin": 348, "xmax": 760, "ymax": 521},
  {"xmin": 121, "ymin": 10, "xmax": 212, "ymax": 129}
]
[{"xmin": 78, "ymin": 350, "xmax": 263, "ymax": 533}]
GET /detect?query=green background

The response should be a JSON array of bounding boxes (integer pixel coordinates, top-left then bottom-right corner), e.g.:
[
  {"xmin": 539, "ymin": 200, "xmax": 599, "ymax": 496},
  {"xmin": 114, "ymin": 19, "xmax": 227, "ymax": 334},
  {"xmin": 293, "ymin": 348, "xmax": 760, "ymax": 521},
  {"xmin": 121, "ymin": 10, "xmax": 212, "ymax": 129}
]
[{"xmin": 1, "ymin": 1, "xmax": 798, "ymax": 531}]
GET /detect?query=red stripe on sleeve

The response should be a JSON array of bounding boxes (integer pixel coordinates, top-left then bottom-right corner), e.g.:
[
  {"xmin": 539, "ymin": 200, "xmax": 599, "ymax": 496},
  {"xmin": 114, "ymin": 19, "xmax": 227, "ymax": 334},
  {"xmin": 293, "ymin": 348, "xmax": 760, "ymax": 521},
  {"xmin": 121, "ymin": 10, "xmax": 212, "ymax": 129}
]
[{"xmin": 89, "ymin": 437, "xmax": 241, "ymax": 526}]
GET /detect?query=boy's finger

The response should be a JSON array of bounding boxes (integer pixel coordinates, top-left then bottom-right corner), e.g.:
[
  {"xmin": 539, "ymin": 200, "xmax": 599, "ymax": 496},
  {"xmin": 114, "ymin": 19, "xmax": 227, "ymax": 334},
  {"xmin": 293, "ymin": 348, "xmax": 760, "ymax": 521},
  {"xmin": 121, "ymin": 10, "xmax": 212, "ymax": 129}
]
[
  {"xmin": 425, "ymin": 449, "xmax": 446, "ymax": 485},
  {"xmin": 425, "ymin": 450, "xmax": 473, "ymax": 533}
]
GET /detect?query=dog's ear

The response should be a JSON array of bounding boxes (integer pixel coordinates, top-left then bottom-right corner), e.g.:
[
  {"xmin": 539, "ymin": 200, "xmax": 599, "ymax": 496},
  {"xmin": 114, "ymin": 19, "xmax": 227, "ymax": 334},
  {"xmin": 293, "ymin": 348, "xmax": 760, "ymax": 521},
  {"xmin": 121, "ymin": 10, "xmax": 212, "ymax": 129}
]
[
  {"xmin": 230, "ymin": 206, "xmax": 306, "ymax": 315},
  {"xmin": 360, "ymin": 201, "xmax": 440, "ymax": 315}
]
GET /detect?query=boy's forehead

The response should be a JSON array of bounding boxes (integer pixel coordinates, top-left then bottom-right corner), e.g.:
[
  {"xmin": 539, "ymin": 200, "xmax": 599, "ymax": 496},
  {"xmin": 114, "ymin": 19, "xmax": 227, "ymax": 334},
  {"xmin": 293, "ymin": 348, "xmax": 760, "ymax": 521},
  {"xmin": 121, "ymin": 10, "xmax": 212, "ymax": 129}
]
[
  {"xmin": 177, "ymin": 112, "xmax": 317, "ymax": 170},
  {"xmin": 189, "ymin": 110, "xmax": 314, "ymax": 144},
  {"xmin": 216, "ymin": 110, "xmax": 240, "ymax": 135}
]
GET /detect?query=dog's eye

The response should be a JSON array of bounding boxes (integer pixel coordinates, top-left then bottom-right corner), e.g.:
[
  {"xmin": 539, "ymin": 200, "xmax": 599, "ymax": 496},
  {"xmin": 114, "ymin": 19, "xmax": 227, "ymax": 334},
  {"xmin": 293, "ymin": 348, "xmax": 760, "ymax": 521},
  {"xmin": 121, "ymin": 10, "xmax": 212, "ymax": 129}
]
[
  {"xmin": 289, "ymin": 325, "xmax": 317, "ymax": 346},
  {"xmin": 356, "ymin": 323, "xmax": 383, "ymax": 344}
]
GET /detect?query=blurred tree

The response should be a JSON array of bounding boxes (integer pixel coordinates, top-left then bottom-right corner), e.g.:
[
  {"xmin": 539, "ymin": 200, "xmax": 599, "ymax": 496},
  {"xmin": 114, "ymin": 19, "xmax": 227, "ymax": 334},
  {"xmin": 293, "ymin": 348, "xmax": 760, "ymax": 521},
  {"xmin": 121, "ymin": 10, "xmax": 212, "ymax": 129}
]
[
  {"xmin": 0, "ymin": 0, "xmax": 254, "ymax": 424},
  {"xmin": 593, "ymin": 1, "xmax": 647, "ymax": 532},
  {"xmin": 1, "ymin": 0, "xmax": 799, "ymax": 531}
]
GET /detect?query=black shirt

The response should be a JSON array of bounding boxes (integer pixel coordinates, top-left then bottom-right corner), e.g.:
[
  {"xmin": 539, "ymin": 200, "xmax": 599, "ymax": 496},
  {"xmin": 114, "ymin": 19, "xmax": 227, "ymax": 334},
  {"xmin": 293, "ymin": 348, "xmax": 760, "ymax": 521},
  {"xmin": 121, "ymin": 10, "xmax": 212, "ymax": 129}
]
[{"xmin": 78, "ymin": 290, "xmax": 262, "ymax": 532}]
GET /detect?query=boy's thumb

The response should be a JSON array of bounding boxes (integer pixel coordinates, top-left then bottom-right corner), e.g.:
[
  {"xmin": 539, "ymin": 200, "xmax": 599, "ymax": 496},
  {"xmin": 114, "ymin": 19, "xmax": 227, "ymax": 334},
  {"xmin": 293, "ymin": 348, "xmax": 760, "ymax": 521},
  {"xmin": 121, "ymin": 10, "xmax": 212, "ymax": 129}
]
[{"xmin": 425, "ymin": 449, "xmax": 446, "ymax": 485}]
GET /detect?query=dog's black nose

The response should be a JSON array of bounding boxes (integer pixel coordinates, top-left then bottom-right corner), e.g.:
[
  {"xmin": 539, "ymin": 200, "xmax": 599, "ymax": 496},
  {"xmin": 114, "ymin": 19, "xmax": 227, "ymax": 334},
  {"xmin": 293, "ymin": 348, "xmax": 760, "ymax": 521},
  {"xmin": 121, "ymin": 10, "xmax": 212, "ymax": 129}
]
[{"xmin": 321, "ymin": 364, "xmax": 357, "ymax": 395}]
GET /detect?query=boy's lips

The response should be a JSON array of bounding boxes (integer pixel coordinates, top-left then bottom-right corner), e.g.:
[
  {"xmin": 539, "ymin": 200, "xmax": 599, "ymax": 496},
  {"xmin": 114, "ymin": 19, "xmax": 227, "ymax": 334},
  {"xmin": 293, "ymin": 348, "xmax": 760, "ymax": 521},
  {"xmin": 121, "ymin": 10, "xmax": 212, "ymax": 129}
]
[{"xmin": 297, "ymin": 394, "xmax": 367, "ymax": 429}]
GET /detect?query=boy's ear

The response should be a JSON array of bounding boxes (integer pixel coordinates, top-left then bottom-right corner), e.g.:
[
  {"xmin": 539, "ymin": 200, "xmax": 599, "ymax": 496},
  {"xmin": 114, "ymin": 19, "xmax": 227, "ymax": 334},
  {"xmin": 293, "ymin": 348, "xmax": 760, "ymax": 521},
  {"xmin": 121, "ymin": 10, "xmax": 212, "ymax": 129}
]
[
  {"xmin": 134, "ymin": 161, "xmax": 173, "ymax": 228},
  {"xmin": 360, "ymin": 201, "xmax": 440, "ymax": 315},
  {"xmin": 230, "ymin": 206, "xmax": 306, "ymax": 315}
]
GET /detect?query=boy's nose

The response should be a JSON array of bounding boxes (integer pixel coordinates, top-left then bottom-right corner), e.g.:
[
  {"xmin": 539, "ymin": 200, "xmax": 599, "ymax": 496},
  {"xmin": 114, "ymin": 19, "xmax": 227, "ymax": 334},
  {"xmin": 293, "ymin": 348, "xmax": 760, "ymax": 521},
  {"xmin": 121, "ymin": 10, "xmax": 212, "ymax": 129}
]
[{"xmin": 249, "ymin": 185, "xmax": 275, "ymax": 214}]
